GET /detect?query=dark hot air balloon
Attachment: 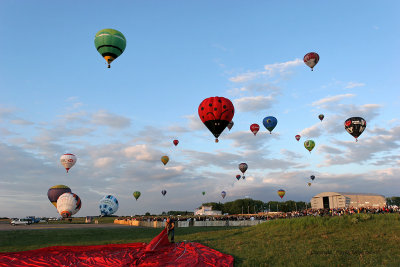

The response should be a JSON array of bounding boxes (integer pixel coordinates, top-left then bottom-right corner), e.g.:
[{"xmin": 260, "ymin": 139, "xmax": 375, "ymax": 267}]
[{"xmin": 344, "ymin": 117, "xmax": 366, "ymax": 142}]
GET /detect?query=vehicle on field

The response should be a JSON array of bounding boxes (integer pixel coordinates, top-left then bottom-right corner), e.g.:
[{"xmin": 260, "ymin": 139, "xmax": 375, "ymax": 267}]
[{"xmin": 10, "ymin": 218, "xmax": 32, "ymax": 226}]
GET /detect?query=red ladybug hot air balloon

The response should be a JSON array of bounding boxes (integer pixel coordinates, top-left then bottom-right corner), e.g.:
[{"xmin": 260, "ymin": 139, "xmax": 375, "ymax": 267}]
[
  {"xmin": 250, "ymin": 124, "xmax": 260, "ymax": 136},
  {"xmin": 173, "ymin": 140, "xmax": 179, "ymax": 146},
  {"xmin": 198, "ymin": 97, "xmax": 235, "ymax": 142}
]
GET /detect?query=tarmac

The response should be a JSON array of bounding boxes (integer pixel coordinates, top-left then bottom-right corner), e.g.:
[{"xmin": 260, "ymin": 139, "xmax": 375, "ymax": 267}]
[{"xmin": 0, "ymin": 222, "xmax": 132, "ymax": 231}]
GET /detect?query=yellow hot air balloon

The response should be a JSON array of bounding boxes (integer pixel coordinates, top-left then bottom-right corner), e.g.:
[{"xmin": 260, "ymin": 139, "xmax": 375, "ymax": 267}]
[
  {"xmin": 277, "ymin": 189, "xmax": 286, "ymax": 199},
  {"xmin": 161, "ymin": 156, "xmax": 169, "ymax": 166}
]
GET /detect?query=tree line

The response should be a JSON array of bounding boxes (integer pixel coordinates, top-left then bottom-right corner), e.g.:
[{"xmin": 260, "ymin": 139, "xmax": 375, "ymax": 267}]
[{"xmin": 201, "ymin": 198, "xmax": 311, "ymax": 214}]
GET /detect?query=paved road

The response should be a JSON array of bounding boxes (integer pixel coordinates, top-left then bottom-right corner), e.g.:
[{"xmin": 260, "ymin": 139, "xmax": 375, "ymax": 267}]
[{"xmin": 0, "ymin": 223, "xmax": 133, "ymax": 231}]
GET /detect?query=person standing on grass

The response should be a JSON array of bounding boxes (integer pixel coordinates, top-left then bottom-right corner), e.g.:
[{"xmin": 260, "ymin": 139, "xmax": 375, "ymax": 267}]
[{"xmin": 165, "ymin": 218, "xmax": 175, "ymax": 243}]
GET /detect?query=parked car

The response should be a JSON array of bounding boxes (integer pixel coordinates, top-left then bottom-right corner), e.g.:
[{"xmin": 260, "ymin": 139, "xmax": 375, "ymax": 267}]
[{"xmin": 10, "ymin": 218, "xmax": 32, "ymax": 226}]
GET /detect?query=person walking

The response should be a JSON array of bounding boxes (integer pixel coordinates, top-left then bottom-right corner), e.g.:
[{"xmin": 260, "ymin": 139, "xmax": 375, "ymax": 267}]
[{"xmin": 165, "ymin": 218, "xmax": 175, "ymax": 243}]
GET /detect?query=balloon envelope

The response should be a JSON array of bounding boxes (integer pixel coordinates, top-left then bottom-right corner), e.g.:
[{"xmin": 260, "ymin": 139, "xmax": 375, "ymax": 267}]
[
  {"xmin": 161, "ymin": 190, "xmax": 167, "ymax": 196},
  {"xmin": 263, "ymin": 116, "xmax": 277, "ymax": 133},
  {"xmin": 47, "ymin": 185, "xmax": 72, "ymax": 208},
  {"xmin": 161, "ymin": 156, "xmax": 169, "ymax": 165},
  {"xmin": 60, "ymin": 153, "xmax": 77, "ymax": 173},
  {"xmin": 304, "ymin": 140, "xmax": 316, "ymax": 153},
  {"xmin": 277, "ymin": 189, "xmax": 286, "ymax": 199},
  {"xmin": 310, "ymin": 175, "xmax": 315, "ymax": 181},
  {"xmin": 56, "ymin": 193, "xmax": 81, "ymax": 218},
  {"xmin": 99, "ymin": 195, "xmax": 119, "ymax": 216},
  {"xmin": 239, "ymin": 163, "xmax": 248, "ymax": 174},
  {"xmin": 303, "ymin": 52, "xmax": 320, "ymax": 71},
  {"xmin": 227, "ymin": 121, "xmax": 234, "ymax": 131},
  {"xmin": 295, "ymin": 135, "xmax": 301, "ymax": 141},
  {"xmin": 202, "ymin": 191, "xmax": 206, "ymax": 196},
  {"xmin": 344, "ymin": 117, "xmax": 366, "ymax": 141},
  {"xmin": 236, "ymin": 175, "xmax": 241, "ymax": 181},
  {"xmin": 221, "ymin": 191, "xmax": 226, "ymax": 199},
  {"xmin": 318, "ymin": 114, "xmax": 324, "ymax": 121},
  {"xmin": 173, "ymin": 140, "xmax": 179, "ymax": 146},
  {"xmin": 250, "ymin": 124, "xmax": 260, "ymax": 136},
  {"xmin": 133, "ymin": 191, "xmax": 141, "ymax": 201},
  {"xmin": 308, "ymin": 183, "xmax": 312, "ymax": 187},
  {"xmin": 198, "ymin": 97, "xmax": 235, "ymax": 142},
  {"xmin": 94, "ymin": 29, "xmax": 126, "ymax": 68}
]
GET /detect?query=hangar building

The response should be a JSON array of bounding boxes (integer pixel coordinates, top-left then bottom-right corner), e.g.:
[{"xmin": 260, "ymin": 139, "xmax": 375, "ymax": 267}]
[{"xmin": 311, "ymin": 192, "xmax": 386, "ymax": 209}]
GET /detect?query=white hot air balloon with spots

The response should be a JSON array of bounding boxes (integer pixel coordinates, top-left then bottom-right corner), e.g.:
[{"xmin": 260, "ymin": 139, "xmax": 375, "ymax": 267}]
[
  {"xmin": 99, "ymin": 195, "xmax": 119, "ymax": 216},
  {"xmin": 60, "ymin": 153, "xmax": 77, "ymax": 173},
  {"xmin": 56, "ymin": 192, "xmax": 82, "ymax": 218}
]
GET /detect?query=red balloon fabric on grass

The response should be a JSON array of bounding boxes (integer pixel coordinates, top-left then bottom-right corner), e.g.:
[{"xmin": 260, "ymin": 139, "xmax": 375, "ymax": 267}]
[{"xmin": 0, "ymin": 228, "xmax": 234, "ymax": 266}]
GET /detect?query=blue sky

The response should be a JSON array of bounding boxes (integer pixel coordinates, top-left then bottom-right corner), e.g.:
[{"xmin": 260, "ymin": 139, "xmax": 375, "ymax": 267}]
[{"xmin": 0, "ymin": 1, "xmax": 399, "ymax": 217}]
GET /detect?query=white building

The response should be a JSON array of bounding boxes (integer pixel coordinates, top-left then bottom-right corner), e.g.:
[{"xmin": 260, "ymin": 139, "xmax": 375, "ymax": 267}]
[
  {"xmin": 311, "ymin": 192, "xmax": 386, "ymax": 209},
  {"xmin": 194, "ymin": 206, "xmax": 222, "ymax": 216}
]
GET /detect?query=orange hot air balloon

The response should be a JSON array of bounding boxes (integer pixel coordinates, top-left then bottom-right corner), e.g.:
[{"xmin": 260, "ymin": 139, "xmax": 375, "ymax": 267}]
[
  {"xmin": 277, "ymin": 189, "xmax": 286, "ymax": 199},
  {"xmin": 161, "ymin": 156, "xmax": 169, "ymax": 166}
]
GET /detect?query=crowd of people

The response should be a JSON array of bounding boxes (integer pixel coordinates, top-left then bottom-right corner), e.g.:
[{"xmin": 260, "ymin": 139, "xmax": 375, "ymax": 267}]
[{"xmin": 116, "ymin": 206, "xmax": 399, "ymax": 224}]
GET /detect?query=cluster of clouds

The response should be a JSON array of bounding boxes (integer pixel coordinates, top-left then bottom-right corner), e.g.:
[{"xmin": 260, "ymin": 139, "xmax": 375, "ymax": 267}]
[{"xmin": 1, "ymin": 58, "xmax": 399, "ymax": 218}]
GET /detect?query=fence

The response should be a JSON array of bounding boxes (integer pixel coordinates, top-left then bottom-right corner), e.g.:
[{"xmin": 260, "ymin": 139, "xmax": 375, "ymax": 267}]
[{"xmin": 114, "ymin": 219, "xmax": 265, "ymax": 228}]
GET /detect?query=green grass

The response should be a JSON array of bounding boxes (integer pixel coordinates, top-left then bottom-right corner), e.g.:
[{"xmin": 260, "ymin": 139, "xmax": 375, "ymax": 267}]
[{"xmin": 1, "ymin": 214, "xmax": 400, "ymax": 266}]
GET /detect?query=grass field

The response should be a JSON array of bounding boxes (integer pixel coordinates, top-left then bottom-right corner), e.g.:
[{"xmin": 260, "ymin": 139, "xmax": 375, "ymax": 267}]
[{"xmin": 1, "ymin": 214, "xmax": 400, "ymax": 266}]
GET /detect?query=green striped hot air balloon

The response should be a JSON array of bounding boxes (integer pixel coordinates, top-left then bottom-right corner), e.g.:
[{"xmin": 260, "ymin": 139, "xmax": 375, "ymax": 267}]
[
  {"xmin": 133, "ymin": 191, "xmax": 141, "ymax": 201},
  {"xmin": 94, "ymin": 29, "xmax": 126, "ymax": 68}
]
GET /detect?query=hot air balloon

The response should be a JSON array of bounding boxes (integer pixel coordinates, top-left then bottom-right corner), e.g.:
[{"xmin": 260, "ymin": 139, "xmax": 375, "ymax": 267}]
[
  {"xmin": 277, "ymin": 189, "xmax": 285, "ymax": 199},
  {"xmin": 56, "ymin": 193, "xmax": 81, "ymax": 218},
  {"xmin": 239, "ymin": 163, "xmax": 248, "ymax": 179},
  {"xmin": 263, "ymin": 116, "xmax": 277, "ymax": 134},
  {"xmin": 308, "ymin": 183, "xmax": 312, "ymax": 187},
  {"xmin": 99, "ymin": 195, "xmax": 119, "ymax": 216},
  {"xmin": 303, "ymin": 52, "xmax": 320, "ymax": 71},
  {"xmin": 227, "ymin": 121, "xmax": 234, "ymax": 131},
  {"xmin": 161, "ymin": 156, "xmax": 169, "ymax": 166},
  {"xmin": 202, "ymin": 191, "xmax": 206, "ymax": 196},
  {"xmin": 344, "ymin": 117, "xmax": 366, "ymax": 142},
  {"xmin": 310, "ymin": 175, "xmax": 315, "ymax": 181},
  {"xmin": 295, "ymin": 135, "xmax": 301, "ymax": 141},
  {"xmin": 221, "ymin": 191, "xmax": 226, "ymax": 199},
  {"xmin": 250, "ymin": 124, "xmax": 260, "ymax": 136},
  {"xmin": 304, "ymin": 140, "xmax": 315, "ymax": 153},
  {"xmin": 173, "ymin": 140, "xmax": 179, "ymax": 146},
  {"xmin": 198, "ymin": 97, "xmax": 235, "ymax": 142},
  {"xmin": 161, "ymin": 190, "xmax": 167, "ymax": 196},
  {"xmin": 47, "ymin": 185, "xmax": 72, "ymax": 208},
  {"xmin": 318, "ymin": 114, "xmax": 324, "ymax": 121},
  {"xmin": 236, "ymin": 175, "xmax": 241, "ymax": 181},
  {"xmin": 133, "ymin": 191, "xmax": 141, "ymax": 201},
  {"xmin": 94, "ymin": 29, "xmax": 126, "ymax": 68},
  {"xmin": 60, "ymin": 153, "xmax": 77, "ymax": 173}
]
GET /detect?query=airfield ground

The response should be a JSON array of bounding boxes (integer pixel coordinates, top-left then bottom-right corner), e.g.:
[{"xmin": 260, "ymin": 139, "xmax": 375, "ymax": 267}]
[{"xmin": 1, "ymin": 214, "xmax": 400, "ymax": 266}]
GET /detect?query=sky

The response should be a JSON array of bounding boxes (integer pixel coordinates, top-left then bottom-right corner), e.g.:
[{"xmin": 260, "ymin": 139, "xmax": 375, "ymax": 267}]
[{"xmin": 0, "ymin": 1, "xmax": 399, "ymax": 218}]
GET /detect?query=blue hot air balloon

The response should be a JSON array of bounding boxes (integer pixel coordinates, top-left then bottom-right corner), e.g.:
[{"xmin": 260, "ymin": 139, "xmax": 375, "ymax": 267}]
[{"xmin": 263, "ymin": 116, "xmax": 277, "ymax": 134}]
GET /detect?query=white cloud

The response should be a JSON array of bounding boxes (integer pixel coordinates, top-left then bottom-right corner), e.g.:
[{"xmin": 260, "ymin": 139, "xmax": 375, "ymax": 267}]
[
  {"xmin": 312, "ymin": 94, "xmax": 355, "ymax": 107},
  {"xmin": 10, "ymin": 119, "xmax": 34, "ymax": 125},
  {"xmin": 124, "ymin": 144, "xmax": 158, "ymax": 161},
  {"xmin": 234, "ymin": 95, "xmax": 275, "ymax": 112},
  {"xmin": 91, "ymin": 110, "xmax": 131, "ymax": 129},
  {"xmin": 344, "ymin": 82, "xmax": 365, "ymax": 89},
  {"xmin": 229, "ymin": 59, "xmax": 302, "ymax": 83}
]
